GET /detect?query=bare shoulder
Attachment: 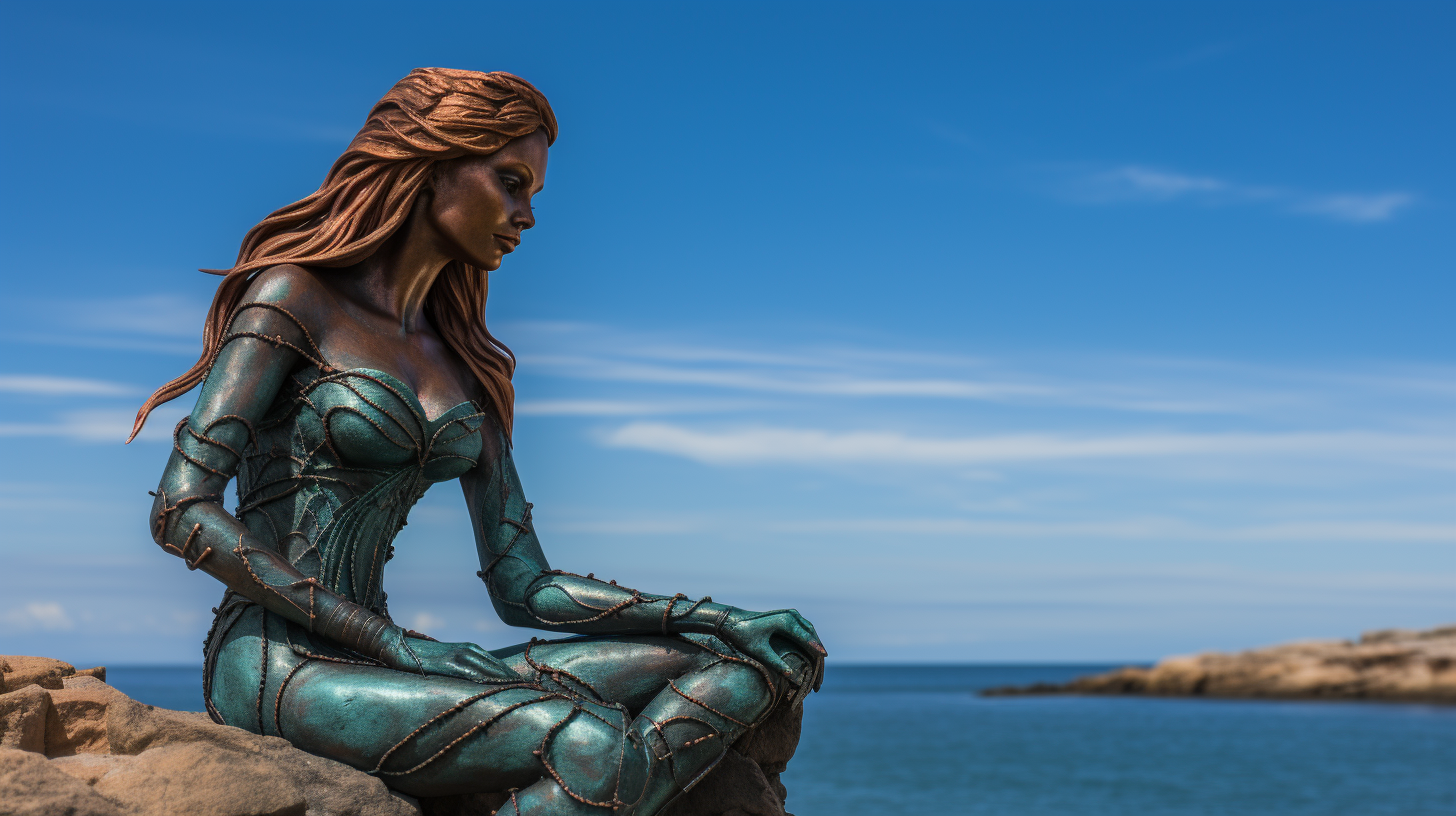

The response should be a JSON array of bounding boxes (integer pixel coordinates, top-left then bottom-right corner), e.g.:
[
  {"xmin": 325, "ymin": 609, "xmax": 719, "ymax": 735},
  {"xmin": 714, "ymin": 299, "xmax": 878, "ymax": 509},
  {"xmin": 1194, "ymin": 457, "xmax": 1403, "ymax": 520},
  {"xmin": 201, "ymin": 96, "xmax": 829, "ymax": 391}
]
[
  {"xmin": 241, "ymin": 265, "xmax": 338, "ymax": 317},
  {"xmin": 224, "ymin": 266, "xmax": 343, "ymax": 355}
]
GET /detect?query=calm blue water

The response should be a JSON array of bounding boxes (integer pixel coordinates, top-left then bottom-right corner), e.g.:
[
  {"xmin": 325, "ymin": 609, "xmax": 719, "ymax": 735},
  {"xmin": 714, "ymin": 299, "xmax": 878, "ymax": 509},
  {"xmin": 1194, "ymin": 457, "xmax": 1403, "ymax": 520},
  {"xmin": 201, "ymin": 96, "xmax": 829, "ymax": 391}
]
[
  {"xmin": 107, "ymin": 665, "xmax": 207, "ymax": 713},
  {"xmin": 108, "ymin": 664, "xmax": 1456, "ymax": 816}
]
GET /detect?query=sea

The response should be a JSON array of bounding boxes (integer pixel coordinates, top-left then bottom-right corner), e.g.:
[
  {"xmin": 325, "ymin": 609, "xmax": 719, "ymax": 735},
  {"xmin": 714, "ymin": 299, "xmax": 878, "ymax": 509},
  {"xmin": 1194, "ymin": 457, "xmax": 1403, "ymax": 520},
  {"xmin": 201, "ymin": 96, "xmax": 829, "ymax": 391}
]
[{"xmin": 105, "ymin": 664, "xmax": 1456, "ymax": 816}]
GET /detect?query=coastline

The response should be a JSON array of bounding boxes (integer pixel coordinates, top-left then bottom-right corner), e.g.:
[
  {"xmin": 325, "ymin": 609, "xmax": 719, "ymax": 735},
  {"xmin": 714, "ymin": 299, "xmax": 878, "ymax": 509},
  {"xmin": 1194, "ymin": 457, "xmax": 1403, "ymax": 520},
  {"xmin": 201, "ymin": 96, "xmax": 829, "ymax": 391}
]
[{"xmin": 983, "ymin": 625, "xmax": 1456, "ymax": 704}]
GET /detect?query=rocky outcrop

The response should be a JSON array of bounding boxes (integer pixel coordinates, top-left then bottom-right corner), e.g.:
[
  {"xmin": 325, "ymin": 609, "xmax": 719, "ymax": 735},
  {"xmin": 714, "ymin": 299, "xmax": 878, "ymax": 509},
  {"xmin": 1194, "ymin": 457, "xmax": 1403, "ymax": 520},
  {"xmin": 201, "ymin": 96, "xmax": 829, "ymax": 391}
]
[
  {"xmin": 1, "ymin": 656, "xmax": 419, "ymax": 816},
  {"xmin": 0, "ymin": 655, "xmax": 802, "ymax": 816},
  {"xmin": 984, "ymin": 624, "xmax": 1456, "ymax": 703}
]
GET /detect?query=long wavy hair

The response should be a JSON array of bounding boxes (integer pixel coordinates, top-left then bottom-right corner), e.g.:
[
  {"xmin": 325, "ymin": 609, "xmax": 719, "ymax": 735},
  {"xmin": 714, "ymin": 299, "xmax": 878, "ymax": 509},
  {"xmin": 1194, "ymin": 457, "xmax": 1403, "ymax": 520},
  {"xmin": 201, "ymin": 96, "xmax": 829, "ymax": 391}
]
[{"xmin": 129, "ymin": 68, "xmax": 557, "ymax": 443}]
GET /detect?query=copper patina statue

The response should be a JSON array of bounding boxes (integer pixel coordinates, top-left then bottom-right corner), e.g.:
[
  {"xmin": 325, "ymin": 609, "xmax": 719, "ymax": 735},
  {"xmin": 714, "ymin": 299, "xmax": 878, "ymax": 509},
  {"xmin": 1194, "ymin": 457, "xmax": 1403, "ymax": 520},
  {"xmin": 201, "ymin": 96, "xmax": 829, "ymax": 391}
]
[{"xmin": 132, "ymin": 68, "xmax": 824, "ymax": 815}]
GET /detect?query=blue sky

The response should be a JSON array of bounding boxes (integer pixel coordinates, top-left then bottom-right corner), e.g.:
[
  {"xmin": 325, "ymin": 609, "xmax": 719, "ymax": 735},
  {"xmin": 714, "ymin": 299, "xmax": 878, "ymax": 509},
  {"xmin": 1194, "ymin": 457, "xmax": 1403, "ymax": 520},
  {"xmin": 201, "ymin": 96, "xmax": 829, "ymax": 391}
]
[{"xmin": 1, "ymin": 2, "xmax": 1451, "ymax": 665}]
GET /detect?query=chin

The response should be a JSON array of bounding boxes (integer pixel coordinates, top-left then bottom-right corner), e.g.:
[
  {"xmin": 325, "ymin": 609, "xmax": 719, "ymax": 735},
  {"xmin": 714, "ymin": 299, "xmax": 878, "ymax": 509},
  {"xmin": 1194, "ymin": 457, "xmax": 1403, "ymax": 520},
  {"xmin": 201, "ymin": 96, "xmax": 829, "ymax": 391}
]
[{"xmin": 465, "ymin": 253, "xmax": 503, "ymax": 272}]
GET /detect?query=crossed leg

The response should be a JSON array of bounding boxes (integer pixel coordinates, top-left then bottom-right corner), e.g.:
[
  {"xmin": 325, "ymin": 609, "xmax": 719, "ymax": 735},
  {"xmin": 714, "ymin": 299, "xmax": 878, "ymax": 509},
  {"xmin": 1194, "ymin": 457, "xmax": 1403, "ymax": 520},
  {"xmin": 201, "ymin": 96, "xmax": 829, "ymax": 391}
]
[
  {"xmin": 260, "ymin": 632, "xmax": 799, "ymax": 815},
  {"xmin": 487, "ymin": 634, "xmax": 792, "ymax": 814}
]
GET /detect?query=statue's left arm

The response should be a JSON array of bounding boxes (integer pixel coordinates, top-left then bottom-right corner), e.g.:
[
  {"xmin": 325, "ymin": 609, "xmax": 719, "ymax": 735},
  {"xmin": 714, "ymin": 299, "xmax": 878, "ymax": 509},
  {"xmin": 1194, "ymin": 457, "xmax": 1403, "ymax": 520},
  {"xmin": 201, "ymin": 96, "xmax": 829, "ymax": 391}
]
[{"xmin": 461, "ymin": 443, "xmax": 825, "ymax": 690}]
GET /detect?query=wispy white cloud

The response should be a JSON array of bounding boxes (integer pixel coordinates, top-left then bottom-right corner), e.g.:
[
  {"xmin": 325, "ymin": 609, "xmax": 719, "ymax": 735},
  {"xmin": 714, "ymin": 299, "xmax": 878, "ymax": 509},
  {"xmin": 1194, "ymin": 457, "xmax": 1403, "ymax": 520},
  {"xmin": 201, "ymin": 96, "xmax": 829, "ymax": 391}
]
[
  {"xmin": 511, "ymin": 324, "xmax": 1456, "ymax": 425},
  {"xmin": 11, "ymin": 333, "xmax": 201, "ymax": 357},
  {"xmin": 516, "ymin": 398, "xmax": 755, "ymax": 417},
  {"xmin": 1066, "ymin": 165, "xmax": 1416, "ymax": 223},
  {"xmin": 540, "ymin": 513, "xmax": 1455, "ymax": 544},
  {"xmin": 68, "ymin": 294, "xmax": 210, "ymax": 338},
  {"xmin": 543, "ymin": 518, "xmax": 707, "ymax": 535},
  {"xmin": 0, "ymin": 375, "xmax": 139, "ymax": 396},
  {"xmin": 410, "ymin": 611, "xmax": 446, "ymax": 632},
  {"xmin": 4, "ymin": 294, "xmax": 207, "ymax": 356},
  {"xmin": 603, "ymin": 422, "xmax": 1454, "ymax": 468},
  {"xmin": 0, "ymin": 407, "xmax": 186, "ymax": 443},
  {"xmin": 768, "ymin": 517, "xmax": 1456, "ymax": 543},
  {"xmin": 521, "ymin": 355, "xmax": 1050, "ymax": 400},
  {"xmin": 1, "ymin": 602, "xmax": 75, "ymax": 631},
  {"xmin": 1293, "ymin": 192, "xmax": 1415, "ymax": 223},
  {"xmin": 1097, "ymin": 166, "xmax": 1234, "ymax": 197}
]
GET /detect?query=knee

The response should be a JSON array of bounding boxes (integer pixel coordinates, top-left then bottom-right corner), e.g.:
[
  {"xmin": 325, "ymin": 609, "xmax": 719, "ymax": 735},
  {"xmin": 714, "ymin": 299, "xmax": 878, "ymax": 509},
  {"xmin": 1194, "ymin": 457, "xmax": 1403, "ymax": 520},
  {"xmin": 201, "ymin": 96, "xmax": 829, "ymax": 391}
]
[
  {"xmin": 538, "ymin": 706, "xmax": 626, "ymax": 803},
  {"xmin": 716, "ymin": 633, "xmax": 814, "ymax": 701},
  {"xmin": 673, "ymin": 659, "xmax": 782, "ymax": 729}
]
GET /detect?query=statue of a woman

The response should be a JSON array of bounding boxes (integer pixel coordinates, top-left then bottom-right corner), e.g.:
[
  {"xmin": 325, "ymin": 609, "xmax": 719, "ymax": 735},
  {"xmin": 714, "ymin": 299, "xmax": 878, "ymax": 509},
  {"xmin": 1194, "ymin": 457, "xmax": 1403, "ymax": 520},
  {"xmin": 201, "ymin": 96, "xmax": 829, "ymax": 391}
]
[{"xmin": 131, "ymin": 68, "xmax": 824, "ymax": 815}]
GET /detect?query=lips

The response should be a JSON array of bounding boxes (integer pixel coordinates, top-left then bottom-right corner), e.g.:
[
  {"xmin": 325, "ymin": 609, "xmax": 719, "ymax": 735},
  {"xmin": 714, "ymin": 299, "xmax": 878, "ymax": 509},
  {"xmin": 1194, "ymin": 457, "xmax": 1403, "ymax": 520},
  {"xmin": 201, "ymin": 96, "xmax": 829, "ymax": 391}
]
[{"xmin": 494, "ymin": 234, "xmax": 519, "ymax": 252}]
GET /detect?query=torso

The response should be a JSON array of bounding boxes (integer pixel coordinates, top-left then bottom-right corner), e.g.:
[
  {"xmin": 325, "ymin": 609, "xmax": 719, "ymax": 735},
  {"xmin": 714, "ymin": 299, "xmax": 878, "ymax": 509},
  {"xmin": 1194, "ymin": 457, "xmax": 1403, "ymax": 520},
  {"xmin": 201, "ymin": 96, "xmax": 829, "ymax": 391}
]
[
  {"xmin": 239, "ymin": 356, "xmax": 490, "ymax": 615},
  {"xmin": 202, "ymin": 288, "xmax": 507, "ymax": 727},
  {"xmin": 225, "ymin": 268, "xmax": 499, "ymax": 615}
]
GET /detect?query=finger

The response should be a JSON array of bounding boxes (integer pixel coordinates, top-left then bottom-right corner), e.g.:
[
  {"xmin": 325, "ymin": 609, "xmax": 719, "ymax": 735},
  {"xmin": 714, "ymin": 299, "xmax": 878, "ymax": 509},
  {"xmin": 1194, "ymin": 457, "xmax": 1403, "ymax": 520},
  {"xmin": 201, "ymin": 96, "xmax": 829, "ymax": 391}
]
[
  {"xmin": 800, "ymin": 618, "xmax": 821, "ymax": 641},
  {"xmin": 461, "ymin": 646, "xmax": 513, "ymax": 675},
  {"xmin": 785, "ymin": 620, "xmax": 827, "ymax": 658},
  {"xmin": 751, "ymin": 646, "xmax": 794, "ymax": 681},
  {"xmin": 465, "ymin": 652, "xmax": 518, "ymax": 681},
  {"xmin": 789, "ymin": 660, "xmax": 814, "ymax": 708},
  {"xmin": 724, "ymin": 623, "xmax": 800, "ymax": 683},
  {"xmin": 782, "ymin": 612, "xmax": 825, "ymax": 654},
  {"xmin": 797, "ymin": 671, "xmax": 814, "ymax": 708}
]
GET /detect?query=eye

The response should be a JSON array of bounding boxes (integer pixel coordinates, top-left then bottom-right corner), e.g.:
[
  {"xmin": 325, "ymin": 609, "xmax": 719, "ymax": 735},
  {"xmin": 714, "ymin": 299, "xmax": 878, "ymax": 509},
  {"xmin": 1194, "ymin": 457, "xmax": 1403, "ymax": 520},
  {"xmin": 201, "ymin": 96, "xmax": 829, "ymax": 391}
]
[{"xmin": 499, "ymin": 173, "xmax": 522, "ymax": 194}]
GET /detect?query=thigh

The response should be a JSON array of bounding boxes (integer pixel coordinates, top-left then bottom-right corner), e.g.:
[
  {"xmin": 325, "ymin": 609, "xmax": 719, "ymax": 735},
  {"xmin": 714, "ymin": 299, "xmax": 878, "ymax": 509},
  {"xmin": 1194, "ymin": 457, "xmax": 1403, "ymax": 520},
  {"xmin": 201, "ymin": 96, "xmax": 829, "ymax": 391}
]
[
  {"xmin": 278, "ymin": 657, "xmax": 613, "ymax": 796},
  {"xmin": 492, "ymin": 634, "xmax": 729, "ymax": 713}
]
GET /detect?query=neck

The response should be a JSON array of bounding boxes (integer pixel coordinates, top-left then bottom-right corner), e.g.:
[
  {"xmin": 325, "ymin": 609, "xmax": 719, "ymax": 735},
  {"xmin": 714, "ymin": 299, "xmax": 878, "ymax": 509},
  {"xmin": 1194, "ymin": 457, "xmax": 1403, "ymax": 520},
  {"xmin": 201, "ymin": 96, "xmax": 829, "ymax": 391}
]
[{"xmin": 336, "ymin": 197, "xmax": 451, "ymax": 334}]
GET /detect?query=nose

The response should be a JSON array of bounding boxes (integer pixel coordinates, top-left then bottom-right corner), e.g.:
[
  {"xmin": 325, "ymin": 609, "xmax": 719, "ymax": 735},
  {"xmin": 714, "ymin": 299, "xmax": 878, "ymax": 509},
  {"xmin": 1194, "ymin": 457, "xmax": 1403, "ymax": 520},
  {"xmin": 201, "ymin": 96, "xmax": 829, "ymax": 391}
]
[{"xmin": 513, "ymin": 201, "xmax": 535, "ymax": 231}]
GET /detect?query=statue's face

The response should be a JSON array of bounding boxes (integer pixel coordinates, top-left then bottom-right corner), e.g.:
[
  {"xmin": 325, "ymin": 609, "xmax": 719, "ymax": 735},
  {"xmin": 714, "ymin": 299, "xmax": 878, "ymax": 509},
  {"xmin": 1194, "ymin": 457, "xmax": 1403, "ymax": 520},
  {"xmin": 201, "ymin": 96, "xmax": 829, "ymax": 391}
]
[{"xmin": 427, "ymin": 129, "xmax": 549, "ymax": 272}]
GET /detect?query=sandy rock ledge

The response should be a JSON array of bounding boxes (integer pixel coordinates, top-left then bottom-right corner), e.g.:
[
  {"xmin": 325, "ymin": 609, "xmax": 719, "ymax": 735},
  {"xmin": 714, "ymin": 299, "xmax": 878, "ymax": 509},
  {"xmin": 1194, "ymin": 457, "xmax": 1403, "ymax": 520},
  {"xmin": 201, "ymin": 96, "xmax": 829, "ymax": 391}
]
[
  {"xmin": 984, "ymin": 624, "xmax": 1456, "ymax": 703},
  {"xmin": 0, "ymin": 656, "xmax": 801, "ymax": 816}
]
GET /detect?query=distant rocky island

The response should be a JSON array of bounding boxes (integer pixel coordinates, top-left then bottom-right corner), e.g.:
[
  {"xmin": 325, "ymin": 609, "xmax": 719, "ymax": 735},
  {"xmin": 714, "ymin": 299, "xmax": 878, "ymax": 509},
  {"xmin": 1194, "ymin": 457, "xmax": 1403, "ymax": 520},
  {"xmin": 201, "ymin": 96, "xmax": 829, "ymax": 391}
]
[
  {"xmin": 0, "ymin": 655, "xmax": 802, "ymax": 816},
  {"xmin": 985, "ymin": 624, "xmax": 1456, "ymax": 703}
]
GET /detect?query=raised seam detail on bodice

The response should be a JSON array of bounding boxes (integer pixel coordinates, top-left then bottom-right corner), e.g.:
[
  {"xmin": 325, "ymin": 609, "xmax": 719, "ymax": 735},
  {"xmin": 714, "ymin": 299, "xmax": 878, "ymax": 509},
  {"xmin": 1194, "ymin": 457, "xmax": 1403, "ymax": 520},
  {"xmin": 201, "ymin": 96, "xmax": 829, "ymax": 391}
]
[{"xmin": 227, "ymin": 301, "xmax": 489, "ymax": 614}]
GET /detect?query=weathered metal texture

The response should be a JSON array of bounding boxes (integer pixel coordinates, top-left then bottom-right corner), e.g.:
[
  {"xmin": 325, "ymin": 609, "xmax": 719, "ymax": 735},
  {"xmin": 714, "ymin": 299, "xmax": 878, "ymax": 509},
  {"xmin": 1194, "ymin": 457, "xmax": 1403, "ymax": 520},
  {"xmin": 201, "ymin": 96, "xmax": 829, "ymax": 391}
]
[
  {"xmin": 142, "ymin": 68, "xmax": 823, "ymax": 815},
  {"xmin": 149, "ymin": 303, "xmax": 821, "ymax": 814}
]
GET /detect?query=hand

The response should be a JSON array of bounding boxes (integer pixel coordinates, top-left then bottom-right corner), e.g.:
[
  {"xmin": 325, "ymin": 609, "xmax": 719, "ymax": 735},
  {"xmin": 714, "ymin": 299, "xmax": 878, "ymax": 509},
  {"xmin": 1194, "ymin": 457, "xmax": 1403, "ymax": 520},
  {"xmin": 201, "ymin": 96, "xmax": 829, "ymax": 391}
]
[
  {"xmin": 380, "ymin": 632, "xmax": 520, "ymax": 683},
  {"xmin": 719, "ymin": 608, "xmax": 827, "ymax": 696}
]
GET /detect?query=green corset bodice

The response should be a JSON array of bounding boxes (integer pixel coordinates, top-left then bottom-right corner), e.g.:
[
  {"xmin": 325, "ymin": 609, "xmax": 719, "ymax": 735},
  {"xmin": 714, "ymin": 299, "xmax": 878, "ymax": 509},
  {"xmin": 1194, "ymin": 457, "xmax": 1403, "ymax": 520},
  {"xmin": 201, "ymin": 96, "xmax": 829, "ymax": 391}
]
[{"xmin": 234, "ymin": 365, "xmax": 488, "ymax": 615}]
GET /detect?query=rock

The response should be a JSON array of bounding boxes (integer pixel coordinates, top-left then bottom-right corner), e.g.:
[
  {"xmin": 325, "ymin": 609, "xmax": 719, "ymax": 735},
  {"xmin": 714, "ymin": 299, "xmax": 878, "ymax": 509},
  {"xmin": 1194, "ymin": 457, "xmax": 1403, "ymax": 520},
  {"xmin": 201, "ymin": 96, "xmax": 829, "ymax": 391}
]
[
  {"xmin": 733, "ymin": 700, "xmax": 802, "ymax": 775},
  {"xmin": 0, "ymin": 685, "xmax": 50, "ymax": 753},
  {"xmin": 0, "ymin": 746, "xmax": 126, "ymax": 816},
  {"xmin": 2, "ymin": 655, "xmax": 79, "ymax": 692},
  {"xmin": 0, "ymin": 653, "xmax": 803, "ymax": 816},
  {"xmin": 46, "ymin": 675, "xmax": 129, "ymax": 756},
  {"xmin": 93, "ymin": 742, "xmax": 310, "ymax": 816},
  {"xmin": 106, "ymin": 696, "xmax": 264, "ymax": 757},
  {"xmin": 653, "ymin": 703, "xmax": 804, "ymax": 816},
  {"xmin": 417, "ymin": 791, "xmax": 511, "ymax": 816},
  {"xmin": 0, "ymin": 655, "xmax": 422, "ymax": 816},
  {"xmin": 102, "ymin": 703, "xmax": 418, "ymax": 816},
  {"xmin": 664, "ymin": 750, "xmax": 787, "ymax": 816},
  {"xmin": 49, "ymin": 751, "xmax": 128, "ymax": 786},
  {"xmin": 250, "ymin": 738, "xmax": 418, "ymax": 816},
  {"xmin": 0, "ymin": 655, "xmax": 105, "ymax": 694},
  {"xmin": 984, "ymin": 623, "xmax": 1456, "ymax": 703}
]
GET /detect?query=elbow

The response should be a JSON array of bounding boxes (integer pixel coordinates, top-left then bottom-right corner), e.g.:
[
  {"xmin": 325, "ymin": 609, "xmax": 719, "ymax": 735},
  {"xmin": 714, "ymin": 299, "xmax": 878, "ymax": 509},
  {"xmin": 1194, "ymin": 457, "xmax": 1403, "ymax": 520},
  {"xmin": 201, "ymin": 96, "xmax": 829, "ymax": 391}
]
[
  {"xmin": 491, "ymin": 598, "xmax": 536, "ymax": 629},
  {"xmin": 147, "ymin": 484, "xmax": 220, "ymax": 571},
  {"xmin": 148, "ymin": 488, "xmax": 170, "ymax": 545},
  {"xmin": 483, "ymin": 568, "xmax": 553, "ymax": 629}
]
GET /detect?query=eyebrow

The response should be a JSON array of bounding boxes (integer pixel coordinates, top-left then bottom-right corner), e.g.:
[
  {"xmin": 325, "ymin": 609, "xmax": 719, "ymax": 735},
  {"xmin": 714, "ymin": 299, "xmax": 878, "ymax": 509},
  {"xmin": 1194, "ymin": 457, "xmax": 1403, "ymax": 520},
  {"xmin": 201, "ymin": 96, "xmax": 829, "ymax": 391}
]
[{"xmin": 501, "ymin": 161, "xmax": 543, "ymax": 192}]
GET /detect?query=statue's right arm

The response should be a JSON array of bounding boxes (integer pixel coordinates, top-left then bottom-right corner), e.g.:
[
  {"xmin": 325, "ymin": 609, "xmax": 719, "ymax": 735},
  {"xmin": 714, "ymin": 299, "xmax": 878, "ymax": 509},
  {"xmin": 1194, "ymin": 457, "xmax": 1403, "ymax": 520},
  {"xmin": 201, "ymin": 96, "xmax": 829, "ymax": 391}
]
[
  {"xmin": 148, "ymin": 270, "xmax": 508, "ymax": 682},
  {"xmin": 148, "ymin": 275, "xmax": 408, "ymax": 661}
]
